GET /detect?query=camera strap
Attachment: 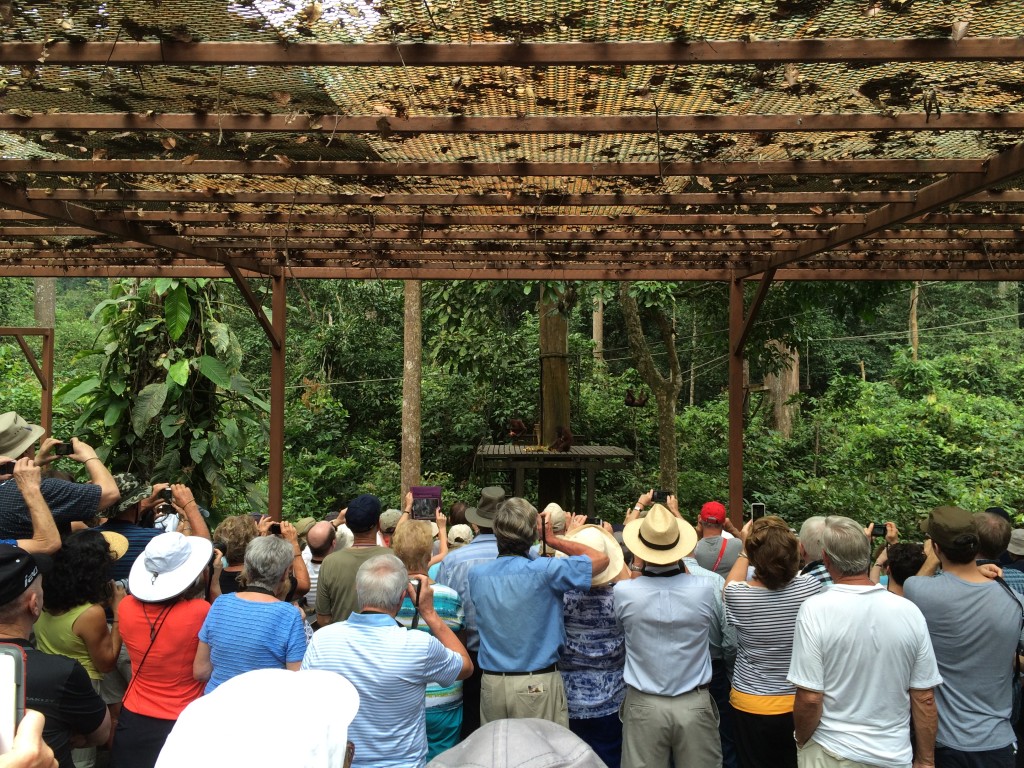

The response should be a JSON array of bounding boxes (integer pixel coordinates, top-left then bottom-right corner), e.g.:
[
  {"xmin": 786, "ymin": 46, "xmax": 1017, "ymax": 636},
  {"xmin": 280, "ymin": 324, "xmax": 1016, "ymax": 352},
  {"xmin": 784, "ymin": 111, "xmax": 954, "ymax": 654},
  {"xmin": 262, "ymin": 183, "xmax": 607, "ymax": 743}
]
[{"xmin": 711, "ymin": 539, "xmax": 729, "ymax": 572}]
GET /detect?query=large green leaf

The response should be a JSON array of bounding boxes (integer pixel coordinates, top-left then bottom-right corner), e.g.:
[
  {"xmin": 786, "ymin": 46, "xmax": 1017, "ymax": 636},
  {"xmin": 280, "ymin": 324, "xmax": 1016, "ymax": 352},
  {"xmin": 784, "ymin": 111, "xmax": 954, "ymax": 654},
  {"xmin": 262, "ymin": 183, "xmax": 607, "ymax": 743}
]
[
  {"xmin": 102, "ymin": 400, "xmax": 128, "ymax": 427},
  {"xmin": 197, "ymin": 356, "xmax": 231, "ymax": 388},
  {"xmin": 131, "ymin": 381, "xmax": 168, "ymax": 437},
  {"xmin": 135, "ymin": 318, "xmax": 162, "ymax": 334},
  {"xmin": 160, "ymin": 413, "xmax": 182, "ymax": 438},
  {"xmin": 164, "ymin": 284, "xmax": 191, "ymax": 342},
  {"xmin": 208, "ymin": 321, "xmax": 231, "ymax": 355},
  {"xmin": 109, "ymin": 371, "xmax": 127, "ymax": 397},
  {"xmin": 152, "ymin": 278, "xmax": 175, "ymax": 296},
  {"xmin": 190, "ymin": 437, "xmax": 208, "ymax": 464},
  {"xmin": 57, "ymin": 376, "xmax": 100, "ymax": 405},
  {"xmin": 168, "ymin": 359, "xmax": 190, "ymax": 387}
]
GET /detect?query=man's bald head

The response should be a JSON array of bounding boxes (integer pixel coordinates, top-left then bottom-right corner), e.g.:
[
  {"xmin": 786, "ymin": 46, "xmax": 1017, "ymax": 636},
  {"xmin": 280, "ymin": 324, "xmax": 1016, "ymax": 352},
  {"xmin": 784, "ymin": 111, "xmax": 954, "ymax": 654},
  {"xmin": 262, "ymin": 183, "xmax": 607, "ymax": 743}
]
[{"xmin": 306, "ymin": 521, "xmax": 337, "ymax": 558}]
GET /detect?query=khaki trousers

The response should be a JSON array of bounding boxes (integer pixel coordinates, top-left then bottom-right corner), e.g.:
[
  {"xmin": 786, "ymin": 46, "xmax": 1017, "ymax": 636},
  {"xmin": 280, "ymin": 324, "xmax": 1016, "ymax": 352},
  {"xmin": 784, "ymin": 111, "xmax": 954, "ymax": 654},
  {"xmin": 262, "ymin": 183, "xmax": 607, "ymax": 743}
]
[
  {"xmin": 621, "ymin": 685, "xmax": 722, "ymax": 768},
  {"xmin": 797, "ymin": 740, "xmax": 882, "ymax": 768},
  {"xmin": 480, "ymin": 670, "xmax": 569, "ymax": 727}
]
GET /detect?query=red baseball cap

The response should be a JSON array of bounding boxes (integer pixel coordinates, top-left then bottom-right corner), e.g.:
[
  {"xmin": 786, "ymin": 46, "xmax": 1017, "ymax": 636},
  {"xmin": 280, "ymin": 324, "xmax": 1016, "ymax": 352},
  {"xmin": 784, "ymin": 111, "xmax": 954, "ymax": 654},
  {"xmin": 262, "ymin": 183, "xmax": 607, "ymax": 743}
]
[{"xmin": 700, "ymin": 501, "xmax": 726, "ymax": 524}]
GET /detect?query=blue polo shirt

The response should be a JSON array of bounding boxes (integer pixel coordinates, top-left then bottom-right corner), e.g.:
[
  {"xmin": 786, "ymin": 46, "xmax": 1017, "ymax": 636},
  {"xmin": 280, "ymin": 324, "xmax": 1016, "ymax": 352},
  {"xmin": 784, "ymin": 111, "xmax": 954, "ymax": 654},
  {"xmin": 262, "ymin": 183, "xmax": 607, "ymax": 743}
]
[{"xmin": 469, "ymin": 554, "xmax": 591, "ymax": 673}]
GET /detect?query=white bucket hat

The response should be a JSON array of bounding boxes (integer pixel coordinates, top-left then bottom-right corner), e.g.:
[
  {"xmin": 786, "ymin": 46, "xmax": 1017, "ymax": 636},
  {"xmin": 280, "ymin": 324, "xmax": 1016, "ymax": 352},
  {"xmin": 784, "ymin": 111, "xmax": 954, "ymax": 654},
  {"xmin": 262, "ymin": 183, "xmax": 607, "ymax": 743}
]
[
  {"xmin": 129, "ymin": 532, "xmax": 213, "ymax": 603},
  {"xmin": 0, "ymin": 413, "xmax": 44, "ymax": 459}
]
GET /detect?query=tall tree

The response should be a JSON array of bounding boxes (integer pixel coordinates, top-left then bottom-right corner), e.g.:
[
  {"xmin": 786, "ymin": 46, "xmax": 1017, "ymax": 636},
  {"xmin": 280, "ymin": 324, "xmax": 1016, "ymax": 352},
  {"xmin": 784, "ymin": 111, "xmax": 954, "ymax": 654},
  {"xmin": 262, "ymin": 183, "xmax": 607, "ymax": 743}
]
[
  {"xmin": 401, "ymin": 280, "xmax": 422, "ymax": 496},
  {"xmin": 619, "ymin": 282, "xmax": 683, "ymax": 490}
]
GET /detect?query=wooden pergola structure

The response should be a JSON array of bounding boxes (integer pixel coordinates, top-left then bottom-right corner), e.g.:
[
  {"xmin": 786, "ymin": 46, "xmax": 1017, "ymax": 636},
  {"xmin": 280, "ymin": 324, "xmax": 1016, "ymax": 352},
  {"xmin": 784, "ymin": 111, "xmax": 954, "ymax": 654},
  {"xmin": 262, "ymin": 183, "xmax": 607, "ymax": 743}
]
[{"xmin": 1, "ymin": 1, "xmax": 1023, "ymax": 519}]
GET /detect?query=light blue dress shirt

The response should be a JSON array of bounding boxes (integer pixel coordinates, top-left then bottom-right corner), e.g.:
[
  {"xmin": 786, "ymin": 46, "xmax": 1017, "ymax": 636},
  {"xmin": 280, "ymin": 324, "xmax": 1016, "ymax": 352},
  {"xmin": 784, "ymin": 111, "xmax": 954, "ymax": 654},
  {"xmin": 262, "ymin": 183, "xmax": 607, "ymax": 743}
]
[
  {"xmin": 435, "ymin": 533, "xmax": 498, "ymax": 652},
  {"xmin": 469, "ymin": 554, "xmax": 592, "ymax": 672},
  {"xmin": 613, "ymin": 570, "xmax": 718, "ymax": 696}
]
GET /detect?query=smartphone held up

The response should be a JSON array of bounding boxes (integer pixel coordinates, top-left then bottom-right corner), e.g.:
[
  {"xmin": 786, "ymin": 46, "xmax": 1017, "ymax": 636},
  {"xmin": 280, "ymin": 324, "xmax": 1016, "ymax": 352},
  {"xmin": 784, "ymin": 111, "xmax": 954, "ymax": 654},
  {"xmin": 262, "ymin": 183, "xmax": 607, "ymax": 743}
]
[
  {"xmin": 0, "ymin": 644, "xmax": 26, "ymax": 755},
  {"xmin": 410, "ymin": 486, "xmax": 442, "ymax": 521}
]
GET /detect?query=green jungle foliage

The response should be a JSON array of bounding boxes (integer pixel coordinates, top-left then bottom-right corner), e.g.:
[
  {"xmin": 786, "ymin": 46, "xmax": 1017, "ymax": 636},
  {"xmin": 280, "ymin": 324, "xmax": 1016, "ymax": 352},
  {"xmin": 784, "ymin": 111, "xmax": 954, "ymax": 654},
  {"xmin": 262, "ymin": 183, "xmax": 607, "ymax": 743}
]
[{"xmin": 1, "ymin": 278, "xmax": 1021, "ymax": 532}]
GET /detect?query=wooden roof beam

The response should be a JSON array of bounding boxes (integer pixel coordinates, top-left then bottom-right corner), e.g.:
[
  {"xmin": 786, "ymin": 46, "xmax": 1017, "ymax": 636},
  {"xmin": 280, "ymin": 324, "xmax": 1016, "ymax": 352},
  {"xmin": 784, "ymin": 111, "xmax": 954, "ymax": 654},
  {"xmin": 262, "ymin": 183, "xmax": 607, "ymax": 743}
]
[
  {"xmin": 3, "ymin": 112, "xmax": 1024, "ymax": 134},
  {"xmin": 2, "ymin": 260, "xmax": 1023, "ymax": 282},
  {"xmin": 37, "ymin": 190, "xmax": 1024, "ymax": 205},
  {"xmin": 2, "ymin": 39, "xmax": 1021, "ymax": 66},
  {"xmin": 81, "ymin": 211, "xmax": 1024, "ymax": 227},
  {"xmin": 743, "ymin": 140, "xmax": 1024, "ymax": 277},
  {"xmin": 0, "ymin": 158, "xmax": 986, "ymax": 176}
]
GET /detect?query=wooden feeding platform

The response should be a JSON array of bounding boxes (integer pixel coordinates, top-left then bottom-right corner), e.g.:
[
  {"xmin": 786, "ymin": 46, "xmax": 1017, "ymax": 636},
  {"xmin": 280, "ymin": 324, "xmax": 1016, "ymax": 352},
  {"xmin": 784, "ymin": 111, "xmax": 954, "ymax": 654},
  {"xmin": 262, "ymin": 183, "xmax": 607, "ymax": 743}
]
[{"xmin": 476, "ymin": 444, "xmax": 634, "ymax": 517}]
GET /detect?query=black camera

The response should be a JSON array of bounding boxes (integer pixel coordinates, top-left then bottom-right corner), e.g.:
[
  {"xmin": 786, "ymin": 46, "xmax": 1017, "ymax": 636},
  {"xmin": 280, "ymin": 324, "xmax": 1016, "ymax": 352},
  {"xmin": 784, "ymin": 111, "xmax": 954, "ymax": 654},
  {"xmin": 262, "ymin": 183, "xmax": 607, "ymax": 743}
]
[
  {"xmin": 586, "ymin": 516, "xmax": 603, "ymax": 526},
  {"xmin": 0, "ymin": 462, "xmax": 14, "ymax": 475},
  {"xmin": 53, "ymin": 442, "xmax": 75, "ymax": 456},
  {"xmin": 269, "ymin": 522, "xmax": 282, "ymax": 535},
  {"xmin": 870, "ymin": 523, "xmax": 888, "ymax": 537},
  {"xmin": 159, "ymin": 488, "xmax": 174, "ymax": 503},
  {"xmin": 652, "ymin": 490, "xmax": 671, "ymax": 504}
]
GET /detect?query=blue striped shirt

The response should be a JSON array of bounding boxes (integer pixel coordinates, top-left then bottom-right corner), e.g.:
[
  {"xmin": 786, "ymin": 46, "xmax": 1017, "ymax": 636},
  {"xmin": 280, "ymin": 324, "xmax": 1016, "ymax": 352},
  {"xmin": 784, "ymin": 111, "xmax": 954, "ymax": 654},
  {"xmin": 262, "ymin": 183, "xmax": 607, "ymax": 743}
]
[
  {"xmin": 302, "ymin": 612, "xmax": 464, "ymax": 768},
  {"xmin": 198, "ymin": 594, "xmax": 307, "ymax": 694}
]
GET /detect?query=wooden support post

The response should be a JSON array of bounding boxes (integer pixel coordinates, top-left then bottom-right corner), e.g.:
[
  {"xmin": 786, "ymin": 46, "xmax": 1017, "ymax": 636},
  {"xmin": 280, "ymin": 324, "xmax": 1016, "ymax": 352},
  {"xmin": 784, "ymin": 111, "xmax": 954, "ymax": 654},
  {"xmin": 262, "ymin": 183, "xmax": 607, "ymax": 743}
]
[
  {"xmin": 728, "ymin": 279, "xmax": 745, "ymax": 528},
  {"xmin": 268, "ymin": 274, "xmax": 286, "ymax": 521},
  {"xmin": 41, "ymin": 330, "xmax": 53, "ymax": 437},
  {"xmin": 0, "ymin": 328, "xmax": 54, "ymax": 436}
]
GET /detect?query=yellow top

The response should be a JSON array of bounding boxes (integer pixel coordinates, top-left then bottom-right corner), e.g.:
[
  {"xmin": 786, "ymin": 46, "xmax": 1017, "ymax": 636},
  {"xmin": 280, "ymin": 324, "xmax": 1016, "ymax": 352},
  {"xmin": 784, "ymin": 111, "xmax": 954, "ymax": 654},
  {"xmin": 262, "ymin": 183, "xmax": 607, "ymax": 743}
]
[{"xmin": 35, "ymin": 603, "xmax": 101, "ymax": 680}]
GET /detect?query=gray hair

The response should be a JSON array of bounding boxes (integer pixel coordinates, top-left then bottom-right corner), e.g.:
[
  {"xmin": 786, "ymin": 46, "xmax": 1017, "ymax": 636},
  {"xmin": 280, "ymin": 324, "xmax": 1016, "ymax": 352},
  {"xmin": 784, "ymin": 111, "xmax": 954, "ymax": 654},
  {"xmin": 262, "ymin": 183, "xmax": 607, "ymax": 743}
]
[
  {"xmin": 821, "ymin": 516, "xmax": 871, "ymax": 576},
  {"xmin": 799, "ymin": 516, "xmax": 827, "ymax": 561},
  {"xmin": 494, "ymin": 497, "xmax": 538, "ymax": 555},
  {"xmin": 241, "ymin": 536, "xmax": 294, "ymax": 593},
  {"xmin": 355, "ymin": 554, "xmax": 408, "ymax": 612}
]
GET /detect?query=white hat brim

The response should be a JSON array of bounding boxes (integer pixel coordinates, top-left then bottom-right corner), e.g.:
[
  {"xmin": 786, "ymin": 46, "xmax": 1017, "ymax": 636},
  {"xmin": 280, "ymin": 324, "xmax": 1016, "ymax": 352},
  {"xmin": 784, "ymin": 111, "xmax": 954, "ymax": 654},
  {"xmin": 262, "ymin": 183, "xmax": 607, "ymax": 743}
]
[{"xmin": 129, "ymin": 536, "xmax": 213, "ymax": 603}]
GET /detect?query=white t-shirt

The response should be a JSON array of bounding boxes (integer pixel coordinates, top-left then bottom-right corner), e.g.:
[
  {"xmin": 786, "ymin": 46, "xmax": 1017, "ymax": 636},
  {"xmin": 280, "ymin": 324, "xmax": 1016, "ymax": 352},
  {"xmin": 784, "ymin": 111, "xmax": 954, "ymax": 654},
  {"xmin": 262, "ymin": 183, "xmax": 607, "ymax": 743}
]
[
  {"xmin": 787, "ymin": 583, "xmax": 942, "ymax": 768},
  {"xmin": 301, "ymin": 546, "xmax": 322, "ymax": 612}
]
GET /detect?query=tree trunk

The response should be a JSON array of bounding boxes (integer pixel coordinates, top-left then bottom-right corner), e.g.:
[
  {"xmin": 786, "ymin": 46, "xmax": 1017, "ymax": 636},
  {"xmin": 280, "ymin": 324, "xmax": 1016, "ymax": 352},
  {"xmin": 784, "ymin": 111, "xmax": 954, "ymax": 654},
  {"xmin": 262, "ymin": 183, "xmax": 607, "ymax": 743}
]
[
  {"xmin": 34, "ymin": 278, "xmax": 55, "ymax": 327},
  {"xmin": 909, "ymin": 281, "xmax": 920, "ymax": 361},
  {"xmin": 401, "ymin": 280, "xmax": 422, "ymax": 497},
  {"xmin": 763, "ymin": 341, "xmax": 800, "ymax": 439},
  {"xmin": 539, "ymin": 286, "xmax": 572, "ymax": 509},
  {"xmin": 619, "ymin": 283, "xmax": 683, "ymax": 491},
  {"xmin": 592, "ymin": 295, "xmax": 604, "ymax": 362},
  {"xmin": 689, "ymin": 309, "xmax": 697, "ymax": 407}
]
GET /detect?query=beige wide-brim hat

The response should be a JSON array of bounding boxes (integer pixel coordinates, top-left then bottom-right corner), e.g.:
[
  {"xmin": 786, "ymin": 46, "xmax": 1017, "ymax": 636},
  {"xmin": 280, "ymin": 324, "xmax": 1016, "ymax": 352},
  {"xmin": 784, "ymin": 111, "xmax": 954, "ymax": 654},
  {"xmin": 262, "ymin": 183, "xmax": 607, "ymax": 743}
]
[
  {"xmin": 100, "ymin": 531, "xmax": 129, "ymax": 561},
  {"xmin": 622, "ymin": 503, "xmax": 698, "ymax": 566},
  {"xmin": 0, "ymin": 412, "xmax": 44, "ymax": 459},
  {"xmin": 562, "ymin": 524, "xmax": 628, "ymax": 587}
]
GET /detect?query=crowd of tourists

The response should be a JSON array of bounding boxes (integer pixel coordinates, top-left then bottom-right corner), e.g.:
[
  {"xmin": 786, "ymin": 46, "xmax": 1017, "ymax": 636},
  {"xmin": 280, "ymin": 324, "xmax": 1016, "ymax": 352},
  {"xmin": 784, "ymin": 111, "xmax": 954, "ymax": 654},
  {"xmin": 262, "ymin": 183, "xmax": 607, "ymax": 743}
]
[{"xmin": 0, "ymin": 408, "xmax": 1022, "ymax": 768}]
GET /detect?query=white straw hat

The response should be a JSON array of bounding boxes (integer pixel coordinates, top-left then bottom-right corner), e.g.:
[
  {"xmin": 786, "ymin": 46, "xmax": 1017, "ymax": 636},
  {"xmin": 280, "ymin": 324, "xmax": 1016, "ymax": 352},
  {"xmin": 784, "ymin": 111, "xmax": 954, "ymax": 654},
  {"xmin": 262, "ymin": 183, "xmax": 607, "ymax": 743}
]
[
  {"xmin": 129, "ymin": 532, "xmax": 212, "ymax": 603},
  {"xmin": 562, "ymin": 524, "xmax": 628, "ymax": 586}
]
